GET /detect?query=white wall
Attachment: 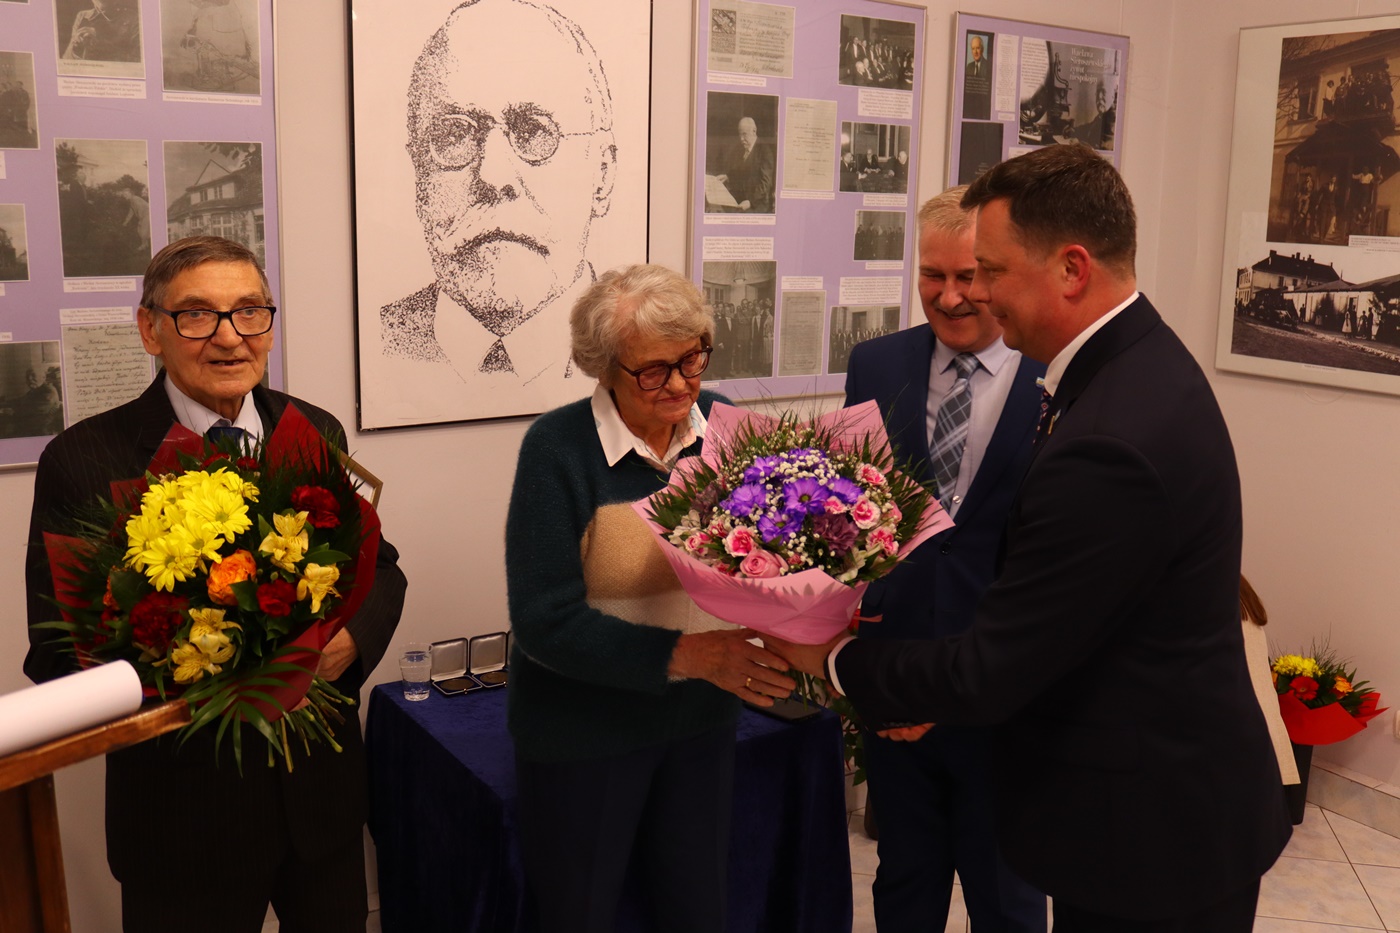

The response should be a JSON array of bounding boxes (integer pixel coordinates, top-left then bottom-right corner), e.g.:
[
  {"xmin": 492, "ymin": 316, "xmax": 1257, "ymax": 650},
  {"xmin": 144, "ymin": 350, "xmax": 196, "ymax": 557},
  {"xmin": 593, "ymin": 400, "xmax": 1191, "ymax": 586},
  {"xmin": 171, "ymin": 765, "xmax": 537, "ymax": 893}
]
[{"xmin": 3, "ymin": 0, "xmax": 1397, "ymax": 928}]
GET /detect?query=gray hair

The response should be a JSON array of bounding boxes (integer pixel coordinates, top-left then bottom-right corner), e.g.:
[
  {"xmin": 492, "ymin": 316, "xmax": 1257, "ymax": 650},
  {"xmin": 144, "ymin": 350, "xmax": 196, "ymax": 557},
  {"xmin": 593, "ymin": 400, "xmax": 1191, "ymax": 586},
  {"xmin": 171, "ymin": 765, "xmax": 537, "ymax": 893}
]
[
  {"xmin": 140, "ymin": 236, "xmax": 270, "ymax": 323},
  {"xmin": 570, "ymin": 264, "xmax": 714, "ymax": 382},
  {"xmin": 917, "ymin": 185, "xmax": 972, "ymax": 236}
]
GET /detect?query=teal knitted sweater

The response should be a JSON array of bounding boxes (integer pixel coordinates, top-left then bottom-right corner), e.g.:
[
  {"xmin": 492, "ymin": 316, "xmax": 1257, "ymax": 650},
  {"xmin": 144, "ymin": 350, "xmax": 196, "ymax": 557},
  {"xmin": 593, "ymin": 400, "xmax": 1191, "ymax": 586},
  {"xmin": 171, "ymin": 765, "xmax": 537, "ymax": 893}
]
[{"xmin": 505, "ymin": 390, "xmax": 740, "ymax": 763}]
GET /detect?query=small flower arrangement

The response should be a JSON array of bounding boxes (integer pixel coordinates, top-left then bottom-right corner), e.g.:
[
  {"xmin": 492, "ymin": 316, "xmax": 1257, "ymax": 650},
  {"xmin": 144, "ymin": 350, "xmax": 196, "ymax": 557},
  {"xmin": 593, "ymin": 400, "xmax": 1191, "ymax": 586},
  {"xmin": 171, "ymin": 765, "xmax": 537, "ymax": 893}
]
[
  {"xmin": 1272, "ymin": 642, "xmax": 1386, "ymax": 746},
  {"xmin": 634, "ymin": 400, "xmax": 951, "ymax": 644},
  {"xmin": 36, "ymin": 407, "xmax": 381, "ymax": 770}
]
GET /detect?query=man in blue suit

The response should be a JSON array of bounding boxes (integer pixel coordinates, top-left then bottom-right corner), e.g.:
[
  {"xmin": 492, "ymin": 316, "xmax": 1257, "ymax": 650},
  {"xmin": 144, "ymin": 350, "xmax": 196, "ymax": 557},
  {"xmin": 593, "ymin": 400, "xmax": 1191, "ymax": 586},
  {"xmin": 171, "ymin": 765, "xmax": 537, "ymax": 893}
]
[{"xmin": 844, "ymin": 186, "xmax": 1046, "ymax": 932}]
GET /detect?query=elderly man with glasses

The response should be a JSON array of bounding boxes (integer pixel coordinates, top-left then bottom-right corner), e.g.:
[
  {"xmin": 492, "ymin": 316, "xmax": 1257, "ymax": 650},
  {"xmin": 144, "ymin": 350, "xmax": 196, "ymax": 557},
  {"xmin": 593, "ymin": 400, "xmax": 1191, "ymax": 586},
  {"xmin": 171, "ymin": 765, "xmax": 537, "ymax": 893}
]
[
  {"xmin": 379, "ymin": 0, "xmax": 618, "ymax": 420},
  {"xmin": 24, "ymin": 235, "xmax": 408, "ymax": 933}
]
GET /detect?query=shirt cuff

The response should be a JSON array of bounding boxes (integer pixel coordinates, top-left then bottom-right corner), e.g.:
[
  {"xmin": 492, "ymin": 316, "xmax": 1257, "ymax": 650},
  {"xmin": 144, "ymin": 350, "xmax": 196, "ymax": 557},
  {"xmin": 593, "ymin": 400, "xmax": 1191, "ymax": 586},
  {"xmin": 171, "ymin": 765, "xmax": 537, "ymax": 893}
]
[{"xmin": 825, "ymin": 635, "xmax": 856, "ymax": 696}]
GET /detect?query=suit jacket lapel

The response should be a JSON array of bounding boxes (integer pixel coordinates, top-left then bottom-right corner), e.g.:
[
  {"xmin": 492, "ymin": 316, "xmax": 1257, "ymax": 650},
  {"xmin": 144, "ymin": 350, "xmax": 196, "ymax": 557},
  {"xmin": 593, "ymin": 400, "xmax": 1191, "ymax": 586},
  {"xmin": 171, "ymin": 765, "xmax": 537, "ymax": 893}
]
[
  {"xmin": 132, "ymin": 373, "xmax": 181, "ymax": 463},
  {"xmin": 1044, "ymin": 295, "xmax": 1160, "ymax": 439},
  {"xmin": 891, "ymin": 327, "xmax": 935, "ymax": 488}
]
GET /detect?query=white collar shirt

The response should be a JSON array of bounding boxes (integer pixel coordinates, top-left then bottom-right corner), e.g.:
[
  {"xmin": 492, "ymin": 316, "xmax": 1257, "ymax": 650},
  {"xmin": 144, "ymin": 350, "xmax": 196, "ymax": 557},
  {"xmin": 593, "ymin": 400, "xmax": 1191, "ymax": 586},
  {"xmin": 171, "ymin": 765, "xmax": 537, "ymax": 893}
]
[
  {"xmin": 590, "ymin": 383, "xmax": 707, "ymax": 472},
  {"xmin": 925, "ymin": 335, "xmax": 1019, "ymax": 519},
  {"xmin": 163, "ymin": 375, "xmax": 264, "ymax": 441},
  {"xmin": 1043, "ymin": 291, "xmax": 1140, "ymax": 397}
]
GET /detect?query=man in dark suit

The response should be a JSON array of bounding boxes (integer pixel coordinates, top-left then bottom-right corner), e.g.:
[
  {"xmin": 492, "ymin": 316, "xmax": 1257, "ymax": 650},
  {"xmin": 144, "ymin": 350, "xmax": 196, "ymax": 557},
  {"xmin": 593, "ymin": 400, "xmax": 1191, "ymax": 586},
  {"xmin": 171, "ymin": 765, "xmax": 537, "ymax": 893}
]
[
  {"xmin": 845, "ymin": 186, "xmax": 1046, "ymax": 933},
  {"xmin": 24, "ymin": 236, "xmax": 408, "ymax": 933},
  {"xmin": 768, "ymin": 144, "xmax": 1290, "ymax": 930},
  {"xmin": 716, "ymin": 116, "xmax": 775, "ymax": 213}
]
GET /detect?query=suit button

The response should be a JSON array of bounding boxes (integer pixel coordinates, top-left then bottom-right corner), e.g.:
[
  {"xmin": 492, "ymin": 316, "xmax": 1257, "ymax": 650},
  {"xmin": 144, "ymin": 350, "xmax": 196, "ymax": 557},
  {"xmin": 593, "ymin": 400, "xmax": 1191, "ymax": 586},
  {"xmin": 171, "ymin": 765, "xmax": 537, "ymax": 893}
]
[{"xmin": 940, "ymin": 543, "xmax": 952, "ymax": 554}]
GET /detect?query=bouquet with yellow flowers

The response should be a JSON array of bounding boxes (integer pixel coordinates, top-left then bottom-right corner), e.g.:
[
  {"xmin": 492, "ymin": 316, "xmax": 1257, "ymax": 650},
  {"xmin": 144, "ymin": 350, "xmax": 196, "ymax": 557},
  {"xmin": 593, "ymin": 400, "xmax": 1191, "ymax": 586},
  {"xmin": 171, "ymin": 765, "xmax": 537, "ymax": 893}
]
[
  {"xmin": 1272, "ymin": 643, "xmax": 1386, "ymax": 746},
  {"xmin": 36, "ymin": 406, "xmax": 381, "ymax": 769}
]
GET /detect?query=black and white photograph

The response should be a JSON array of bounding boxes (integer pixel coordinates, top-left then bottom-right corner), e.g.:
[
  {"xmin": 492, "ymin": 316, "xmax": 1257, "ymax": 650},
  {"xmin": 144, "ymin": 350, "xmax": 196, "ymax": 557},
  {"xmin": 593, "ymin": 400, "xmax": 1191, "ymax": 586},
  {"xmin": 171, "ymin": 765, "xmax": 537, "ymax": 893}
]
[
  {"xmin": 704, "ymin": 91, "xmax": 779, "ymax": 214},
  {"xmin": 0, "ymin": 342, "xmax": 63, "ymax": 439},
  {"xmin": 0, "ymin": 204, "xmax": 29, "ymax": 282},
  {"xmin": 165, "ymin": 141, "xmax": 266, "ymax": 264},
  {"xmin": 1218, "ymin": 13, "xmax": 1400, "ymax": 397},
  {"xmin": 1266, "ymin": 27, "xmax": 1400, "ymax": 246},
  {"xmin": 957, "ymin": 120, "xmax": 1004, "ymax": 185},
  {"xmin": 0, "ymin": 52, "xmax": 39, "ymax": 150},
  {"xmin": 827, "ymin": 304, "xmax": 898, "ymax": 374},
  {"xmin": 837, "ymin": 15, "xmax": 914, "ymax": 90},
  {"xmin": 1018, "ymin": 38, "xmax": 1120, "ymax": 150},
  {"xmin": 351, "ymin": 0, "xmax": 651, "ymax": 428},
  {"xmin": 702, "ymin": 260, "xmax": 775, "ymax": 380},
  {"xmin": 55, "ymin": 0, "xmax": 143, "ymax": 77},
  {"xmin": 853, "ymin": 210, "xmax": 905, "ymax": 261},
  {"xmin": 55, "ymin": 137, "xmax": 151, "ymax": 278},
  {"xmin": 160, "ymin": 0, "xmax": 260, "ymax": 96},
  {"xmin": 839, "ymin": 122, "xmax": 910, "ymax": 194},
  {"xmin": 963, "ymin": 31, "xmax": 993, "ymax": 120}
]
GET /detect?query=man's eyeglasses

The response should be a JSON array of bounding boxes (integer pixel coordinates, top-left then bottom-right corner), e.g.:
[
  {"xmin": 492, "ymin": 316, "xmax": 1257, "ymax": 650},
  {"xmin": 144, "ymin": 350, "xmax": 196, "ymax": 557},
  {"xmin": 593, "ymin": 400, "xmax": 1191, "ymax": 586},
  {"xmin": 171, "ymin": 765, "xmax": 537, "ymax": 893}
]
[
  {"xmin": 414, "ymin": 104, "xmax": 588, "ymax": 170},
  {"xmin": 152, "ymin": 305, "xmax": 277, "ymax": 339},
  {"xmin": 617, "ymin": 347, "xmax": 711, "ymax": 391}
]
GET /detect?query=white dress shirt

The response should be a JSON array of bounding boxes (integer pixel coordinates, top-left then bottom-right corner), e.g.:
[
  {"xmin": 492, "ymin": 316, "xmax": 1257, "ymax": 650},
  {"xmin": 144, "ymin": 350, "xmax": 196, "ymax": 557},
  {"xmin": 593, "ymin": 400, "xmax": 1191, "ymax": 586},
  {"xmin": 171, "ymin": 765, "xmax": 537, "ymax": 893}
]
[
  {"xmin": 163, "ymin": 376, "xmax": 264, "ymax": 441},
  {"xmin": 590, "ymin": 383, "xmax": 708, "ymax": 472},
  {"xmin": 925, "ymin": 336, "xmax": 1020, "ymax": 519}
]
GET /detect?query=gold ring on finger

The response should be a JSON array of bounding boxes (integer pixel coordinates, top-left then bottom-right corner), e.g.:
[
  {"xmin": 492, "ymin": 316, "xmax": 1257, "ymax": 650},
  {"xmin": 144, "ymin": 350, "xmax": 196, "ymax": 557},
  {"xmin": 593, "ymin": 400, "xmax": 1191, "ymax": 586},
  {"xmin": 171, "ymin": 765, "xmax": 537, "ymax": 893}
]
[{"xmin": 745, "ymin": 676, "xmax": 753, "ymax": 690}]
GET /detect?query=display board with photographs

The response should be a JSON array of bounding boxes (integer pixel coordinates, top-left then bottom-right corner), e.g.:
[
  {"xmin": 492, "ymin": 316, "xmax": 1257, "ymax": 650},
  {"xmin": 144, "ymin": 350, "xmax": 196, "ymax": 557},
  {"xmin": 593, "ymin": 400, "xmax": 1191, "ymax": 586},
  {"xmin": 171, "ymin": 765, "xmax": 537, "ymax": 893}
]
[
  {"xmin": 0, "ymin": 0, "xmax": 279, "ymax": 467},
  {"xmin": 693, "ymin": 0, "xmax": 925, "ymax": 400},
  {"xmin": 349, "ymin": 0, "xmax": 652, "ymax": 429},
  {"xmin": 1217, "ymin": 14, "xmax": 1400, "ymax": 395},
  {"xmin": 945, "ymin": 13, "xmax": 1128, "ymax": 187}
]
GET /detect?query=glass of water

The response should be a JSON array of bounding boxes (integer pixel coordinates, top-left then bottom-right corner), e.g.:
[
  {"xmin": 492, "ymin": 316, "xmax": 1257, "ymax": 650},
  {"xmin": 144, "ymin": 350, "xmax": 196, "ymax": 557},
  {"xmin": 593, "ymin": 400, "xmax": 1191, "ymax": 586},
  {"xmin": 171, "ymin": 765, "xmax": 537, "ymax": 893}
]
[{"xmin": 400, "ymin": 643, "xmax": 431, "ymax": 701}]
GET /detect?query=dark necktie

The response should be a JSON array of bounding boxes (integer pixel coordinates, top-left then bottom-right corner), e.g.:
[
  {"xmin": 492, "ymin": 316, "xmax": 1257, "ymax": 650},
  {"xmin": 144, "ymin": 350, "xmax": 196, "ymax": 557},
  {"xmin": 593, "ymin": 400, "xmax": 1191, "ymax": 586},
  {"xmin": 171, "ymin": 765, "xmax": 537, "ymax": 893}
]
[
  {"xmin": 480, "ymin": 339, "xmax": 515, "ymax": 374},
  {"xmin": 1033, "ymin": 388, "xmax": 1053, "ymax": 448},
  {"xmin": 929, "ymin": 353, "xmax": 978, "ymax": 508},
  {"xmin": 206, "ymin": 420, "xmax": 247, "ymax": 450}
]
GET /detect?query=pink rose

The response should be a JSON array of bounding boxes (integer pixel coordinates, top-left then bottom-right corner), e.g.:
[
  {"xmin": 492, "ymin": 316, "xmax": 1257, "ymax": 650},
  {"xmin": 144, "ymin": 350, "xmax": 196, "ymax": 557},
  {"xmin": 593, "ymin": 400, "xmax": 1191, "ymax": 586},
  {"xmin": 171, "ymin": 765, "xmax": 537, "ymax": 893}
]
[
  {"xmin": 858, "ymin": 464, "xmax": 887, "ymax": 487},
  {"xmin": 868, "ymin": 527, "xmax": 898, "ymax": 556},
  {"xmin": 685, "ymin": 532, "xmax": 711, "ymax": 554},
  {"xmin": 739, "ymin": 548, "xmax": 785, "ymax": 578},
  {"xmin": 851, "ymin": 496, "xmax": 881, "ymax": 529},
  {"xmin": 725, "ymin": 526, "xmax": 756, "ymax": 557},
  {"xmin": 883, "ymin": 501, "xmax": 903, "ymax": 524},
  {"xmin": 823, "ymin": 496, "xmax": 849, "ymax": 514}
]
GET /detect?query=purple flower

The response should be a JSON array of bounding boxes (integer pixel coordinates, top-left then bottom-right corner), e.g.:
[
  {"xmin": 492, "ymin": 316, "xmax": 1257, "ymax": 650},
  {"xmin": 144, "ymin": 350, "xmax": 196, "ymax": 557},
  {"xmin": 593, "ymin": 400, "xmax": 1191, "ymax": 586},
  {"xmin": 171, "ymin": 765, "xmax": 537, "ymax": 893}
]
[
  {"xmin": 742, "ymin": 456, "xmax": 781, "ymax": 484},
  {"xmin": 811, "ymin": 513, "xmax": 858, "ymax": 557},
  {"xmin": 783, "ymin": 477, "xmax": 830, "ymax": 515},
  {"xmin": 694, "ymin": 481, "xmax": 723, "ymax": 514},
  {"xmin": 758, "ymin": 508, "xmax": 805, "ymax": 543},
  {"xmin": 827, "ymin": 476, "xmax": 862, "ymax": 505},
  {"xmin": 721, "ymin": 483, "xmax": 768, "ymax": 518}
]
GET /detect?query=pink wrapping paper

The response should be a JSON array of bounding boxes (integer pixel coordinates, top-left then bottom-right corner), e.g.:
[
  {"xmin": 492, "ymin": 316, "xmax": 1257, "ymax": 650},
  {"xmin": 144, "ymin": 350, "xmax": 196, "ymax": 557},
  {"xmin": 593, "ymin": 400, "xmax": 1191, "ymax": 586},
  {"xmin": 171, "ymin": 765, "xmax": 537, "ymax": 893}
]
[{"xmin": 633, "ymin": 401, "xmax": 953, "ymax": 644}]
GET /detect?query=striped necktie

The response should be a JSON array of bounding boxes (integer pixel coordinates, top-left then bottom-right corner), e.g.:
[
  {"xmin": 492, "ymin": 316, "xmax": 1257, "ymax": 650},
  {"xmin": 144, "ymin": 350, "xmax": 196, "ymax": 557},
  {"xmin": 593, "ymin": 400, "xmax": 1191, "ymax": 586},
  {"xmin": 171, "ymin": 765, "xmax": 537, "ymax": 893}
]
[
  {"xmin": 929, "ymin": 353, "xmax": 978, "ymax": 508},
  {"xmin": 205, "ymin": 420, "xmax": 247, "ymax": 449}
]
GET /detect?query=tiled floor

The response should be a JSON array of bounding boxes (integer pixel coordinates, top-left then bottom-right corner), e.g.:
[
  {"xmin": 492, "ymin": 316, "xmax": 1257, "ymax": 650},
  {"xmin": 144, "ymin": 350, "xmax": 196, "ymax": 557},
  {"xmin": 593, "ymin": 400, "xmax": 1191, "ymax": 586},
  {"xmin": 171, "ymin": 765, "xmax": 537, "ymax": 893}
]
[{"xmin": 847, "ymin": 804, "xmax": 1400, "ymax": 932}]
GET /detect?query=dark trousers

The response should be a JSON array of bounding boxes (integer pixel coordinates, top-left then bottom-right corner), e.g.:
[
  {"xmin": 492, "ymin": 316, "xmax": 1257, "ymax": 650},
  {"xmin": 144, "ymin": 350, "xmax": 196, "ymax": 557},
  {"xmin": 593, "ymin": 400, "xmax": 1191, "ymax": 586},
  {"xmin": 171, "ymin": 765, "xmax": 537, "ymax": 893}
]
[
  {"xmin": 1052, "ymin": 878, "xmax": 1260, "ymax": 933},
  {"xmin": 864, "ymin": 727, "xmax": 1045, "ymax": 933},
  {"xmin": 515, "ymin": 725, "xmax": 736, "ymax": 933},
  {"xmin": 119, "ymin": 823, "xmax": 367, "ymax": 933}
]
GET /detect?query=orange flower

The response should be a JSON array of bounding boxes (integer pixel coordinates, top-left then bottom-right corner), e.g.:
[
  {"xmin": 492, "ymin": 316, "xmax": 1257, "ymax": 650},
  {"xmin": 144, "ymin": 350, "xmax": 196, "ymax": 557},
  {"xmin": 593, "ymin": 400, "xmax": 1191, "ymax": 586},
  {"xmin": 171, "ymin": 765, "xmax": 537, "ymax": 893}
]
[
  {"xmin": 1333, "ymin": 676, "xmax": 1354, "ymax": 697},
  {"xmin": 207, "ymin": 549, "xmax": 257, "ymax": 606}
]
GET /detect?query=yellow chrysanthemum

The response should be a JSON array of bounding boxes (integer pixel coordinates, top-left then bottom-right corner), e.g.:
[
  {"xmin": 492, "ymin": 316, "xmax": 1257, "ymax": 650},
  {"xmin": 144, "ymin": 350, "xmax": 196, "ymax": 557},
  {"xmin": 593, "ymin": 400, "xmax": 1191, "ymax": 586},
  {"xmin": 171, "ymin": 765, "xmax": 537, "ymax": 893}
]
[
  {"xmin": 125, "ymin": 511, "xmax": 169, "ymax": 561},
  {"xmin": 174, "ymin": 469, "xmax": 214, "ymax": 490},
  {"xmin": 170, "ymin": 640, "xmax": 222, "ymax": 684},
  {"xmin": 212, "ymin": 469, "xmax": 259, "ymax": 502},
  {"xmin": 140, "ymin": 478, "xmax": 182, "ymax": 515},
  {"xmin": 182, "ymin": 483, "xmax": 252, "ymax": 542},
  {"xmin": 297, "ymin": 563, "xmax": 341, "ymax": 613},
  {"xmin": 259, "ymin": 511, "xmax": 310, "ymax": 573},
  {"xmin": 133, "ymin": 524, "xmax": 201, "ymax": 591},
  {"xmin": 1271, "ymin": 654, "xmax": 1321, "ymax": 679}
]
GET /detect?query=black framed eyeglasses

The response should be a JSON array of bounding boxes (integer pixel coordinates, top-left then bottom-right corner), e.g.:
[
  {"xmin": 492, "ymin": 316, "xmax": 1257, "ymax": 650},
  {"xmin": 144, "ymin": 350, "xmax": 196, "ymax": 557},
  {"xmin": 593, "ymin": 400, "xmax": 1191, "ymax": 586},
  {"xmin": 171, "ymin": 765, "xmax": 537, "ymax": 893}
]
[
  {"xmin": 617, "ymin": 347, "xmax": 712, "ymax": 391},
  {"xmin": 413, "ymin": 104, "xmax": 589, "ymax": 170},
  {"xmin": 152, "ymin": 305, "xmax": 277, "ymax": 339}
]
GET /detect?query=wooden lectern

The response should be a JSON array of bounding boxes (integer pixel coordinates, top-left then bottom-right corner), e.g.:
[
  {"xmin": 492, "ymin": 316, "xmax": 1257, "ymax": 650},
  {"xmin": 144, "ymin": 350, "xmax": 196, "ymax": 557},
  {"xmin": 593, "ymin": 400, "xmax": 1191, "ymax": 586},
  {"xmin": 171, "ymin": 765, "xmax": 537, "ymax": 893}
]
[{"xmin": 0, "ymin": 701, "xmax": 190, "ymax": 933}]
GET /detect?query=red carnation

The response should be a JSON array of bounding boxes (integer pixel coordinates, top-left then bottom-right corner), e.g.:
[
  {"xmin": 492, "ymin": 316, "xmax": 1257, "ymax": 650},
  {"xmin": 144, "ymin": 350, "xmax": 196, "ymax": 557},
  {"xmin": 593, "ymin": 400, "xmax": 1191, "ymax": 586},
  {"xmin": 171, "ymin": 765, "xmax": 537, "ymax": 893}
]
[
  {"xmin": 257, "ymin": 579, "xmax": 298, "ymax": 617},
  {"xmin": 292, "ymin": 485, "xmax": 341, "ymax": 529},
  {"xmin": 129, "ymin": 592, "xmax": 189, "ymax": 651},
  {"xmin": 202, "ymin": 452, "xmax": 234, "ymax": 468},
  {"xmin": 236, "ymin": 456, "xmax": 259, "ymax": 471},
  {"xmin": 1289, "ymin": 675, "xmax": 1320, "ymax": 702}
]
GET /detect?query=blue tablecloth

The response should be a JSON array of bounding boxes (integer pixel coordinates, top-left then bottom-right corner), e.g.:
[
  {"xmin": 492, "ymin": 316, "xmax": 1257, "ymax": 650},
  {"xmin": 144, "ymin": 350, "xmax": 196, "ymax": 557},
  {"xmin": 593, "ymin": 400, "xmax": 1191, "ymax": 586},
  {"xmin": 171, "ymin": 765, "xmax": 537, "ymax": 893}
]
[{"xmin": 366, "ymin": 685, "xmax": 853, "ymax": 933}]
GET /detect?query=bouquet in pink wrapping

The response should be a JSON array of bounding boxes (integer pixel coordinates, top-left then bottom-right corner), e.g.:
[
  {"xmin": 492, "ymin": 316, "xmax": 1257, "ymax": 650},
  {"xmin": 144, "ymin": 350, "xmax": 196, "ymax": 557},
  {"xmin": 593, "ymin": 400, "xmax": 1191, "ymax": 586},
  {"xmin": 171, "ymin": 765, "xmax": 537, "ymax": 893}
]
[{"xmin": 633, "ymin": 400, "xmax": 952, "ymax": 644}]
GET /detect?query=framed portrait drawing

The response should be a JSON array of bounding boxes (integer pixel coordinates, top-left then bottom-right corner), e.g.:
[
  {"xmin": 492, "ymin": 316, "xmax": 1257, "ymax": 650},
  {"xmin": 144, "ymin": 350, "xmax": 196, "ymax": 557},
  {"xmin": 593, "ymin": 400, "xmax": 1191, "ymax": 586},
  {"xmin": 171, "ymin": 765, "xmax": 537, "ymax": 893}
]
[
  {"xmin": 1217, "ymin": 14, "xmax": 1400, "ymax": 396},
  {"xmin": 349, "ymin": 0, "xmax": 652, "ymax": 429},
  {"xmin": 945, "ymin": 13, "xmax": 1128, "ymax": 187}
]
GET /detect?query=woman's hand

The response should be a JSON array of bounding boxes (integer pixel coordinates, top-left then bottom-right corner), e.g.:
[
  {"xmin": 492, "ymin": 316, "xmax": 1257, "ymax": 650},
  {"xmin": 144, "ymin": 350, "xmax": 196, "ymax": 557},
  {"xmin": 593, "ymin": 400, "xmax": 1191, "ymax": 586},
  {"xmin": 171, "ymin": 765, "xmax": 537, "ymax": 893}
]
[{"xmin": 667, "ymin": 628, "xmax": 796, "ymax": 707}]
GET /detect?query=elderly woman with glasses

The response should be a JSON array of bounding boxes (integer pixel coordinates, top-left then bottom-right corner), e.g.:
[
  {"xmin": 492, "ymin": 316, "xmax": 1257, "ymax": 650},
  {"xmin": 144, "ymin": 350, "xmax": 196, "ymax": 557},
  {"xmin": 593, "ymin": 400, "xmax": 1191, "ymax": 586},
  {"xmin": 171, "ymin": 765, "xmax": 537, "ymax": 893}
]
[{"xmin": 504, "ymin": 263, "xmax": 796, "ymax": 933}]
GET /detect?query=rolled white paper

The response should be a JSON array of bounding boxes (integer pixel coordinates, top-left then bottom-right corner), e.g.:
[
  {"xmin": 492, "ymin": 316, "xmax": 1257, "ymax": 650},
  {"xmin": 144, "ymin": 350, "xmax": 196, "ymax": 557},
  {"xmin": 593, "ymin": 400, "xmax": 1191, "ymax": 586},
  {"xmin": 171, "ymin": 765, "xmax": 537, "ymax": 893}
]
[{"xmin": 0, "ymin": 661, "xmax": 144, "ymax": 758}]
